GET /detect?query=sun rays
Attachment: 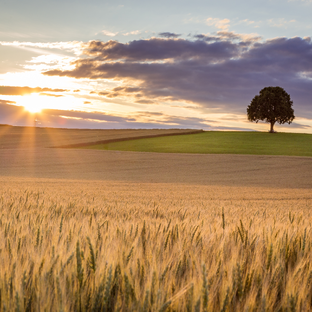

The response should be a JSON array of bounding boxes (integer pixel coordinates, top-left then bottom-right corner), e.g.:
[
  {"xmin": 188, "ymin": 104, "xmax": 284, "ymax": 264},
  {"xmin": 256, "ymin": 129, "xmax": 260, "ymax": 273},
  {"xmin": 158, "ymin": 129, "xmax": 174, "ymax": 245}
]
[{"xmin": 20, "ymin": 94, "xmax": 44, "ymax": 113}]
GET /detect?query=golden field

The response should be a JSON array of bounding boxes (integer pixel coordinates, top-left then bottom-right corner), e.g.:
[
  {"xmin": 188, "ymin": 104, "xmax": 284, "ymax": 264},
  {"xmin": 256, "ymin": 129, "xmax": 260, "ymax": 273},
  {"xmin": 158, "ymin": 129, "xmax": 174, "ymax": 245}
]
[
  {"xmin": 0, "ymin": 127, "xmax": 312, "ymax": 311},
  {"xmin": 1, "ymin": 179, "xmax": 312, "ymax": 311}
]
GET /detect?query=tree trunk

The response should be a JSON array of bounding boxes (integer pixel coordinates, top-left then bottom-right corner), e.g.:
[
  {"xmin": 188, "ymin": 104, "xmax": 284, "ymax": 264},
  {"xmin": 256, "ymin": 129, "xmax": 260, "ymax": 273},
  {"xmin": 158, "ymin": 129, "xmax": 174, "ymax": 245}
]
[{"xmin": 269, "ymin": 121, "xmax": 275, "ymax": 133}]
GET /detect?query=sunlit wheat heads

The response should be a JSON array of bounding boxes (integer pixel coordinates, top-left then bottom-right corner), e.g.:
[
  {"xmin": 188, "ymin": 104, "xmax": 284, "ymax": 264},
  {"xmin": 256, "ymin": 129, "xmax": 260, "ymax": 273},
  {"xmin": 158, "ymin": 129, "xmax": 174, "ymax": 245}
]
[{"xmin": 0, "ymin": 179, "xmax": 311, "ymax": 311}]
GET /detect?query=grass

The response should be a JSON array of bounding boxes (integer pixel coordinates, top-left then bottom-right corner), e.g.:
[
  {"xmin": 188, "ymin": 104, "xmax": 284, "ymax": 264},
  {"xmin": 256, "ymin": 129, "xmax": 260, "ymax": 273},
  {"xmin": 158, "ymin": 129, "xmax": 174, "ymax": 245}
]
[
  {"xmin": 84, "ymin": 131, "xmax": 312, "ymax": 157},
  {"xmin": 1, "ymin": 179, "xmax": 312, "ymax": 311}
]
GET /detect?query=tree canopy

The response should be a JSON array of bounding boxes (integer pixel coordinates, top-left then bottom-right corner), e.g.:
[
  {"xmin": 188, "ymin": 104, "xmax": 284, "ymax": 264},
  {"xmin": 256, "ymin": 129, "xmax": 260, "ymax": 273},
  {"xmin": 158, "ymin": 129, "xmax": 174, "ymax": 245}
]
[{"xmin": 247, "ymin": 86, "xmax": 295, "ymax": 133}]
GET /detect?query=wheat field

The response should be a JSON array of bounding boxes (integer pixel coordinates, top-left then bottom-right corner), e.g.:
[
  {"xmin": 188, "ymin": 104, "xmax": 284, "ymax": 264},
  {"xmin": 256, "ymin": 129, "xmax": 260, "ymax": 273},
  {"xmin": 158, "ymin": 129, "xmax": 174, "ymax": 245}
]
[
  {"xmin": 1, "ymin": 127, "xmax": 312, "ymax": 311},
  {"xmin": 1, "ymin": 177, "xmax": 312, "ymax": 311}
]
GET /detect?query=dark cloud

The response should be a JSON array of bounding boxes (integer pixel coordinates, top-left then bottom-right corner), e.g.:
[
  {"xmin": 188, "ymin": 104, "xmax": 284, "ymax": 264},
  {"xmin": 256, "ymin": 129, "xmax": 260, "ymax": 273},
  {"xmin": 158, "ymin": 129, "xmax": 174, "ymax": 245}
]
[
  {"xmin": 194, "ymin": 32, "xmax": 261, "ymax": 43},
  {"xmin": 74, "ymin": 38, "xmax": 239, "ymax": 62},
  {"xmin": 193, "ymin": 34, "xmax": 222, "ymax": 42},
  {"xmin": 43, "ymin": 36, "xmax": 312, "ymax": 118},
  {"xmin": 97, "ymin": 86, "xmax": 145, "ymax": 100},
  {"xmin": 158, "ymin": 32, "xmax": 181, "ymax": 38},
  {"xmin": 216, "ymin": 31, "xmax": 242, "ymax": 40},
  {"xmin": 193, "ymin": 34, "xmax": 207, "ymax": 39},
  {"xmin": 113, "ymin": 86, "xmax": 141, "ymax": 93},
  {"xmin": 73, "ymin": 89, "xmax": 80, "ymax": 92},
  {"xmin": 83, "ymin": 101, "xmax": 91, "ymax": 104},
  {"xmin": 135, "ymin": 100, "xmax": 155, "ymax": 104},
  {"xmin": 217, "ymin": 31, "xmax": 261, "ymax": 42},
  {"xmin": 0, "ymin": 86, "xmax": 68, "ymax": 96}
]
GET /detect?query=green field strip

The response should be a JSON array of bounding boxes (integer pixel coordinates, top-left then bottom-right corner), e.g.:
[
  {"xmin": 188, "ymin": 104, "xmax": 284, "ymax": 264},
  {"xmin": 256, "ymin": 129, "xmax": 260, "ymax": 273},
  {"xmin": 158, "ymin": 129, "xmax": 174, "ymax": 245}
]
[{"xmin": 82, "ymin": 131, "xmax": 312, "ymax": 157}]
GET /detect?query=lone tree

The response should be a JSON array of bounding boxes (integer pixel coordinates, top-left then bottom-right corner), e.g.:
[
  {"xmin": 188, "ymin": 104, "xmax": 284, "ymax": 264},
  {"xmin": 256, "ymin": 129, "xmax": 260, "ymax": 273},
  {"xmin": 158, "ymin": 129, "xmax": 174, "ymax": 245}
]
[{"xmin": 247, "ymin": 86, "xmax": 295, "ymax": 133}]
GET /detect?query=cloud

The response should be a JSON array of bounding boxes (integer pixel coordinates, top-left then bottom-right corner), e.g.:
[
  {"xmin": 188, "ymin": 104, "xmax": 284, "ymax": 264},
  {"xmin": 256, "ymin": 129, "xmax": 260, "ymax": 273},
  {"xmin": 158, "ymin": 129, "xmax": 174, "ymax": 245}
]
[
  {"xmin": 97, "ymin": 86, "xmax": 144, "ymax": 99},
  {"xmin": 0, "ymin": 41, "xmax": 84, "ymax": 55},
  {"xmin": 39, "ymin": 93, "xmax": 64, "ymax": 97},
  {"xmin": 193, "ymin": 34, "xmax": 208, "ymax": 40},
  {"xmin": 101, "ymin": 30, "xmax": 118, "ymax": 37},
  {"xmin": 83, "ymin": 101, "xmax": 92, "ymax": 104},
  {"xmin": 194, "ymin": 31, "xmax": 261, "ymax": 43},
  {"xmin": 0, "ymin": 86, "xmax": 68, "ymax": 96},
  {"xmin": 2, "ymin": 101, "xmax": 307, "ymax": 131},
  {"xmin": 267, "ymin": 18, "xmax": 296, "ymax": 28},
  {"xmin": 0, "ymin": 102, "xmax": 35, "ymax": 127},
  {"xmin": 159, "ymin": 115, "xmax": 216, "ymax": 127},
  {"xmin": 43, "ymin": 36, "xmax": 312, "ymax": 118},
  {"xmin": 0, "ymin": 102, "xmax": 217, "ymax": 129},
  {"xmin": 0, "ymin": 102, "xmax": 135, "ymax": 128},
  {"xmin": 212, "ymin": 126, "xmax": 257, "ymax": 131},
  {"xmin": 158, "ymin": 32, "xmax": 181, "ymax": 38},
  {"xmin": 135, "ymin": 99, "xmax": 155, "ymax": 104},
  {"xmin": 56, "ymin": 38, "xmax": 240, "ymax": 62},
  {"xmin": 206, "ymin": 18, "xmax": 230, "ymax": 30},
  {"xmin": 216, "ymin": 31, "xmax": 261, "ymax": 42},
  {"xmin": 239, "ymin": 19, "xmax": 255, "ymax": 26},
  {"xmin": 41, "ymin": 108, "xmax": 135, "ymax": 123},
  {"xmin": 0, "ymin": 99, "xmax": 16, "ymax": 105},
  {"xmin": 286, "ymin": 122, "xmax": 311, "ymax": 129},
  {"xmin": 123, "ymin": 30, "xmax": 141, "ymax": 36}
]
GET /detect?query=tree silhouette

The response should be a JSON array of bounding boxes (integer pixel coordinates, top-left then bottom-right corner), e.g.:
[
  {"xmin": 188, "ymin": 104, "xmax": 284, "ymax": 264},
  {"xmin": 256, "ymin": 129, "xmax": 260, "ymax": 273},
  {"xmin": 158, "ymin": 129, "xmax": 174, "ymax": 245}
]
[{"xmin": 247, "ymin": 86, "xmax": 295, "ymax": 133}]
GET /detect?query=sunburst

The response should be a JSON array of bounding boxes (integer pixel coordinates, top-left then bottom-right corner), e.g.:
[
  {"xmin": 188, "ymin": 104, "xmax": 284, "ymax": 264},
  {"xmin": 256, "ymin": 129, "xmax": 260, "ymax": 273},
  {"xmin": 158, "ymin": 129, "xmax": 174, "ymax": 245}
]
[{"xmin": 20, "ymin": 94, "xmax": 43, "ymax": 113}]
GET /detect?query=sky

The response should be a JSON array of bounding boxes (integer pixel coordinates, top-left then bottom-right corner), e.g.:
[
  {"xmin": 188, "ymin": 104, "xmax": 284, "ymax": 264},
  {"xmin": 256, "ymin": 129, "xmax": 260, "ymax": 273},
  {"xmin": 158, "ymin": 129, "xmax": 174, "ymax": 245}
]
[{"xmin": 1, "ymin": 0, "xmax": 312, "ymax": 132}]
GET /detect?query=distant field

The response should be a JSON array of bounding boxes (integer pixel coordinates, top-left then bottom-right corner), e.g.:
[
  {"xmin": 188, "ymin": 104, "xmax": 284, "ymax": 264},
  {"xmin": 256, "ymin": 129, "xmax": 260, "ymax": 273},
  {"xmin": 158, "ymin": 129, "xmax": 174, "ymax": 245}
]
[
  {"xmin": 0, "ymin": 125, "xmax": 199, "ymax": 149},
  {"xmin": 84, "ymin": 131, "xmax": 312, "ymax": 157},
  {"xmin": 1, "ymin": 126, "xmax": 311, "ymax": 188}
]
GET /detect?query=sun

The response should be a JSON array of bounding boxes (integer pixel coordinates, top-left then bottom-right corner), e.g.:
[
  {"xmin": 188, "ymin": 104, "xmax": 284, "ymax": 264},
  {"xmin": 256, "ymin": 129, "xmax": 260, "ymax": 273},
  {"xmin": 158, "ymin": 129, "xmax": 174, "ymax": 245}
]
[{"xmin": 21, "ymin": 94, "xmax": 43, "ymax": 113}]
